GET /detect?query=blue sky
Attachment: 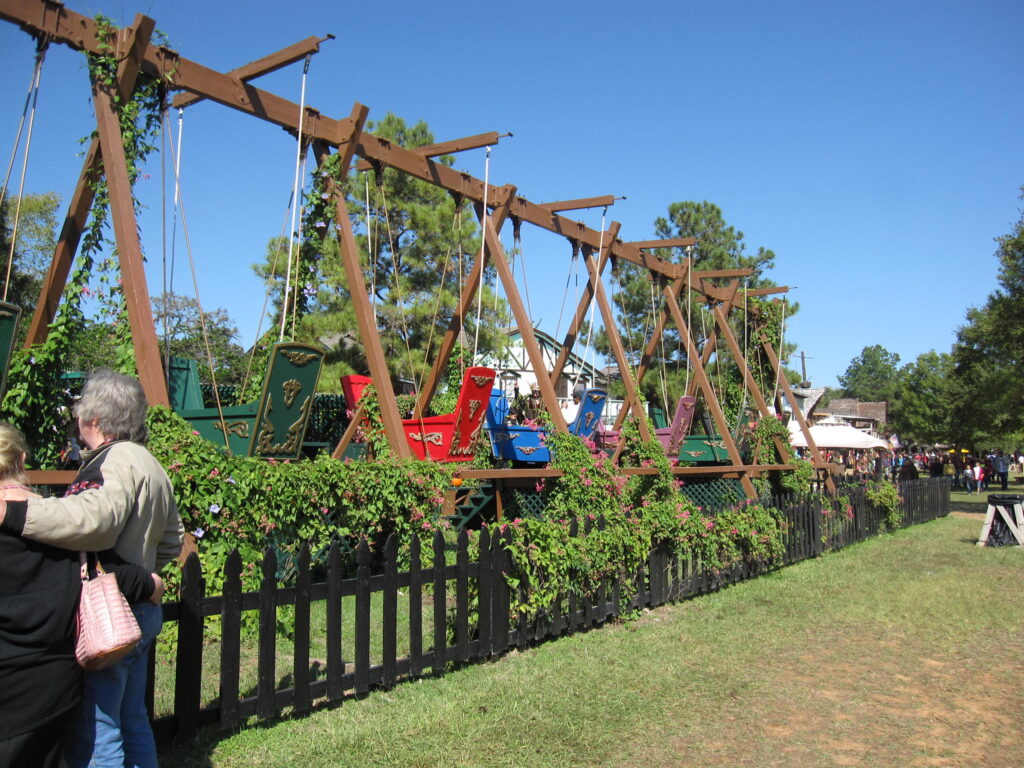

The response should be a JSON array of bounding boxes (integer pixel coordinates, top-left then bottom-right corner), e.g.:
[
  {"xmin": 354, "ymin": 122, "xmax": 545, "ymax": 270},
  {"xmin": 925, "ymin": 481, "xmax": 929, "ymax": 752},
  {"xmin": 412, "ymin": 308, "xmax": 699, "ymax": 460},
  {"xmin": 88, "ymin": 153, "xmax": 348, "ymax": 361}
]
[{"xmin": 2, "ymin": 0, "xmax": 1021, "ymax": 388}]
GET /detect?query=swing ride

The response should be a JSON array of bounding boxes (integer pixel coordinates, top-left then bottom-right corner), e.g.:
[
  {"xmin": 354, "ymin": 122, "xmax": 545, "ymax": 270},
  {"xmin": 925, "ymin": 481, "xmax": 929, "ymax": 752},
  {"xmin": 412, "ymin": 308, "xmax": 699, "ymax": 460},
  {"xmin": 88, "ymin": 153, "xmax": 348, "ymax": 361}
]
[{"xmin": 1, "ymin": 0, "xmax": 835, "ymax": 506}]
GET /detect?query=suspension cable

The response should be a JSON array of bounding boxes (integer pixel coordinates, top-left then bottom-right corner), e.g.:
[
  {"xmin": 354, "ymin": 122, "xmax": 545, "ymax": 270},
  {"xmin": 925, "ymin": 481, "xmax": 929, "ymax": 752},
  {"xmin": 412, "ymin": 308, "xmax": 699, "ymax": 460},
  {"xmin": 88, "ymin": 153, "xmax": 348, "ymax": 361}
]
[
  {"xmin": 164, "ymin": 113, "xmax": 230, "ymax": 452},
  {"xmin": 573, "ymin": 207, "xmax": 606, "ymax": 390},
  {"xmin": 279, "ymin": 55, "xmax": 311, "ymax": 342},
  {"xmin": 160, "ymin": 107, "xmax": 185, "ymax": 376},
  {"xmin": 472, "ymin": 146, "xmax": 491, "ymax": 360},
  {"xmin": 2, "ymin": 39, "xmax": 48, "ymax": 301},
  {"xmin": 774, "ymin": 299, "xmax": 787, "ymax": 404},
  {"xmin": 554, "ymin": 241, "xmax": 578, "ymax": 342}
]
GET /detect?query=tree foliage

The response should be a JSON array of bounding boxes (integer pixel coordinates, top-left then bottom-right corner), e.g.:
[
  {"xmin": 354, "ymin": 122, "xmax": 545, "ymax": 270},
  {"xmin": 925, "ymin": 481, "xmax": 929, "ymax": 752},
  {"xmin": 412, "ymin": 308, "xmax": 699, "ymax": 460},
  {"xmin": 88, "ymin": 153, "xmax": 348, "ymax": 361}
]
[
  {"xmin": 837, "ymin": 344, "xmax": 902, "ymax": 403},
  {"xmin": 889, "ymin": 350, "xmax": 952, "ymax": 444},
  {"xmin": 950, "ymin": 186, "xmax": 1024, "ymax": 443},
  {"xmin": 0, "ymin": 192, "xmax": 59, "ymax": 341},
  {"xmin": 152, "ymin": 292, "xmax": 247, "ymax": 386}
]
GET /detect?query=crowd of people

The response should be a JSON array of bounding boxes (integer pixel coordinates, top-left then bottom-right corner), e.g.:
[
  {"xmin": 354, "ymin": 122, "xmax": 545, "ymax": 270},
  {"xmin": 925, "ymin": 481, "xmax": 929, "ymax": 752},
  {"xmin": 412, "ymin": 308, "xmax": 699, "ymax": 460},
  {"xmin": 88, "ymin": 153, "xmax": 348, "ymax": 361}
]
[
  {"xmin": 814, "ymin": 446, "xmax": 1023, "ymax": 492},
  {"xmin": 0, "ymin": 371, "xmax": 183, "ymax": 768}
]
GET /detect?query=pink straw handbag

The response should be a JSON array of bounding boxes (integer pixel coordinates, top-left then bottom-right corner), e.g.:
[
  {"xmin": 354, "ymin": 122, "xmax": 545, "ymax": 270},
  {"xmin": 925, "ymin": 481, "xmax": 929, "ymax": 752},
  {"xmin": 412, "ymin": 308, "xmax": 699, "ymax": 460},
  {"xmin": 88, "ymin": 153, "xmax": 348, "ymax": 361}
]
[{"xmin": 75, "ymin": 552, "xmax": 142, "ymax": 670}]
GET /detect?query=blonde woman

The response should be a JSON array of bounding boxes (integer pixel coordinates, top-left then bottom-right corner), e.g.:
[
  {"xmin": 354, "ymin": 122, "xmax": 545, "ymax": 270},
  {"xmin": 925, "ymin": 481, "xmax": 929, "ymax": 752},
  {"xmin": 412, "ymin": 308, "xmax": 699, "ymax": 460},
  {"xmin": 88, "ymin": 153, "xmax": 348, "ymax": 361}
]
[{"xmin": 0, "ymin": 423, "xmax": 160, "ymax": 768}]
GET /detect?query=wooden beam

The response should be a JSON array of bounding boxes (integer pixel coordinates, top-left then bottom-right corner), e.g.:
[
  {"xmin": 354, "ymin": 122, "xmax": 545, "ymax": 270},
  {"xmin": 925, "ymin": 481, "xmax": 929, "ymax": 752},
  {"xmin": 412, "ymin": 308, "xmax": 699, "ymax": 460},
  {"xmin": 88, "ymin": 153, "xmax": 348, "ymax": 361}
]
[
  {"xmin": 611, "ymin": 268, "xmax": 688, "ymax": 432},
  {"xmin": 355, "ymin": 131, "xmax": 502, "ymax": 173},
  {"xmin": 172, "ymin": 35, "xmax": 331, "ymax": 109},
  {"xmin": 629, "ymin": 237, "xmax": 696, "ymax": 250},
  {"xmin": 24, "ymin": 140, "xmax": 100, "ymax": 347},
  {"xmin": 537, "ymin": 195, "xmax": 616, "ymax": 212},
  {"xmin": 548, "ymin": 224, "xmax": 619, "ymax": 387},
  {"xmin": 709, "ymin": 290, "xmax": 793, "ymax": 466},
  {"xmin": 585, "ymin": 235, "xmax": 653, "ymax": 443}
]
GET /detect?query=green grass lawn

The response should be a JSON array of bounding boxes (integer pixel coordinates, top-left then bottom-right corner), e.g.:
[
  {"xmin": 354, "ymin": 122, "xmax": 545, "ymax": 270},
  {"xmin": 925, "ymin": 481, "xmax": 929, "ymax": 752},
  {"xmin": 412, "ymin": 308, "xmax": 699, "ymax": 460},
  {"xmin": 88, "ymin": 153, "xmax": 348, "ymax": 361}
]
[{"xmin": 158, "ymin": 512, "xmax": 1023, "ymax": 767}]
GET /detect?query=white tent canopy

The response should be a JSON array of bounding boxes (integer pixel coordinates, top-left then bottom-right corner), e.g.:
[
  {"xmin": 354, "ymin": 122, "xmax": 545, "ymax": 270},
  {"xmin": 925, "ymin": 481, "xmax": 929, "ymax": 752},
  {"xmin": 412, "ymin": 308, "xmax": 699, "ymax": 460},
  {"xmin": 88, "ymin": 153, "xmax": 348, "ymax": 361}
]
[{"xmin": 788, "ymin": 416, "xmax": 889, "ymax": 450}]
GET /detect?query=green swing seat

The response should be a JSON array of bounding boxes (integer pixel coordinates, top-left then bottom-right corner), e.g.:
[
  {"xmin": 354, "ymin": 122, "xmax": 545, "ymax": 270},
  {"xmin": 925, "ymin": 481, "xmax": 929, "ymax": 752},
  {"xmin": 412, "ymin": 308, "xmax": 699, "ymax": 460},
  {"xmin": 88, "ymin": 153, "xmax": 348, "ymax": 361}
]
[
  {"xmin": 0, "ymin": 300, "xmax": 21, "ymax": 401},
  {"xmin": 168, "ymin": 342, "xmax": 324, "ymax": 459}
]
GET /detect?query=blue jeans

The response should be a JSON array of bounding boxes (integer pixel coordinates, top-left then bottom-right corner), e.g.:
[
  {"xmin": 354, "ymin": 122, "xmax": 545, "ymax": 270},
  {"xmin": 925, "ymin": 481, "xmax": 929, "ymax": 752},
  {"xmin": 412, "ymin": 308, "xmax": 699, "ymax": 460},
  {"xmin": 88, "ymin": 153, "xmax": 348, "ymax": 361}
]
[{"xmin": 66, "ymin": 603, "xmax": 163, "ymax": 768}]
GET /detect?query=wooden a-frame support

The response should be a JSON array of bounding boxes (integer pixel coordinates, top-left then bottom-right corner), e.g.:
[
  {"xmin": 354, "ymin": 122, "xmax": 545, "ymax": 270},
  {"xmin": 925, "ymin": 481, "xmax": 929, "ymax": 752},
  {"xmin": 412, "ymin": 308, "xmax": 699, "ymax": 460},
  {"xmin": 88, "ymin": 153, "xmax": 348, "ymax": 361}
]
[
  {"xmin": 693, "ymin": 280, "xmax": 835, "ymax": 492},
  {"xmin": 11, "ymin": 1, "xmax": 330, "ymax": 406}
]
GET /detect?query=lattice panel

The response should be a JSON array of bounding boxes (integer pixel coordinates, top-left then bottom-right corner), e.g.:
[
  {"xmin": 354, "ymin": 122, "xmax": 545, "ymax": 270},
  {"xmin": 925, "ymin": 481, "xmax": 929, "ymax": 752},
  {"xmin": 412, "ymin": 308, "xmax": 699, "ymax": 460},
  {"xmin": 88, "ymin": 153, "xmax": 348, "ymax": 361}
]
[
  {"xmin": 506, "ymin": 489, "xmax": 547, "ymax": 519},
  {"xmin": 678, "ymin": 478, "xmax": 745, "ymax": 510}
]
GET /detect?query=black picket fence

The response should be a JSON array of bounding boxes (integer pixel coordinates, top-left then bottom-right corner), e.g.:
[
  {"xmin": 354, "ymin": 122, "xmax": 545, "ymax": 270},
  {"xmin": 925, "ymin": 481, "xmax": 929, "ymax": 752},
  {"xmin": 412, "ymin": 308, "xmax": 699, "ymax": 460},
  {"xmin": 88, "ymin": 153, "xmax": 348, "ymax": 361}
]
[{"xmin": 151, "ymin": 477, "xmax": 950, "ymax": 742}]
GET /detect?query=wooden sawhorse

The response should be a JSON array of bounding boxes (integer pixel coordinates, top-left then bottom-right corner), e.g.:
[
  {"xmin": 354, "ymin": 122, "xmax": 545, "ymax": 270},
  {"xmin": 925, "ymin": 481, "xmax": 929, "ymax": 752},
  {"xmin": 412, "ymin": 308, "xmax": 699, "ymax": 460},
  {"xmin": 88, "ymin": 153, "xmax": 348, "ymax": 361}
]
[{"xmin": 976, "ymin": 494, "xmax": 1024, "ymax": 547}]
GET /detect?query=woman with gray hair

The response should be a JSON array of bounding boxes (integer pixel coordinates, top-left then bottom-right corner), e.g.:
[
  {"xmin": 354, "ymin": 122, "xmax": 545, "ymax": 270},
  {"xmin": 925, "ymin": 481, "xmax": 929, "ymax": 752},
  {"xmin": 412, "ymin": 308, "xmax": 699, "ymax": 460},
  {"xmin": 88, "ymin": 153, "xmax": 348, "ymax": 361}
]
[{"xmin": 0, "ymin": 370, "xmax": 183, "ymax": 768}]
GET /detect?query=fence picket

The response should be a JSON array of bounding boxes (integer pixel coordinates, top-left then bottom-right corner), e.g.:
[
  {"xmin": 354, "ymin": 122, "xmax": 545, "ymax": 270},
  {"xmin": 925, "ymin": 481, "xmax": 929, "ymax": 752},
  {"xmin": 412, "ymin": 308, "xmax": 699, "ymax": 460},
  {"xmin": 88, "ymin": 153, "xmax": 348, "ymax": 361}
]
[
  {"xmin": 477, "ymin": 528, "xmax": 492, "ymax": 657},
  {"xmin": 293, "ymin": 543, "xmax": 312, "ymax": 715},
  {"xmin": 383, "ymin": 534, "xmax": 398, "ymax": 687},
  {"xmin": 432, "ymin": 530, "xmax": 447, "ymax": 674},
  {"xmin": 493, "ymin": 529, "xmax": 510, "ymax": 655},
  {"xmin": 354, "ymin": 539, "xmax": 371, "ymax": 696},
  {"xmin": 582, "ymin": 516, "xmax": 594, "ymax": 627},
  {"xmin": 326, "ymin": 541, "xmax": 344, "ymax": 703},
  {"xmin": 219, "ymin": 549, "xmax": 242, "ymax": 729},
  {"xmin": 256, "ymin": 548, "xmax": 278, "ymax": 721},
  {"xmin": 567, "ymin": 519, "xmax": 579, "ymax": 632},
  {"xmin": 456, "ymin": 529, "xmax": 470, "ymax": 663},
  {"xmin": 174, "ymin": 552, "xmax": 204, "ymax": 740},
  {"xmin": 409, "ymin": 536, "xmax": 423, "ymax": 677}
]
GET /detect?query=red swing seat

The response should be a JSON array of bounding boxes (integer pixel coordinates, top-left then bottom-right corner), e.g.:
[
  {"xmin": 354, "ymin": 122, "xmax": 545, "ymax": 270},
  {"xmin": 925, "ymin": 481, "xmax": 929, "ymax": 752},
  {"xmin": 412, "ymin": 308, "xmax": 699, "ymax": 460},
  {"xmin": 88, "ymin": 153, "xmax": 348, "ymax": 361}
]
[{"xmin": 401, "ymin": 366, "xmax": 497, "ymax": 461}]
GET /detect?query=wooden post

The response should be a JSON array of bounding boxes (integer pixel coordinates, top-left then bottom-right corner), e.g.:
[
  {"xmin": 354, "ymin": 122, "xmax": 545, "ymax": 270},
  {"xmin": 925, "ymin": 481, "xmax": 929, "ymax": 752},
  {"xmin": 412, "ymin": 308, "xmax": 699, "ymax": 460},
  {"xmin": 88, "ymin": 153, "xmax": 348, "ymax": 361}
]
[
  {"xmin": 24, "ymin": 140, "xmax": 100, "ymax": 347},
  {"xmin": 327, "ymin": 104, "xmax": 412, "ymax": 458},
  {"xmin": 412, "ymin": 185, "xmax": 516, "ymax": 419},
  {"xmin": 758, "ymin": 331, "xmax": 835, "ymax": 494},
  {"xmin": 612, "ymin": 270, "xmax": 687, "ymax": 431},
  {"xmin": 664, "ymin": 282, "xmax": 756, "ymax": 497},
  {"xmin": 90, "ymin": 15, "xmax": 168, "ymax": 405},
  {"xmin": 483, "ymin": 217, "xmax": 567, "ymax": 431},
  {"xmin": 708, "ymin": 283, "xmax": 792, "ymax": 463},
  {"xmin": 583, "ymin": 232, "xmax": 652, "ymax": 441}
]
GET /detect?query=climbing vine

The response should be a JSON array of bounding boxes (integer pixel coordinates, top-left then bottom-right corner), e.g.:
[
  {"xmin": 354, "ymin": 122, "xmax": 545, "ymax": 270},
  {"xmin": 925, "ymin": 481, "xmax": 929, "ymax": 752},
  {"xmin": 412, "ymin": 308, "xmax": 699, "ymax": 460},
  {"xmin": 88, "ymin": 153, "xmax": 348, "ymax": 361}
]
[{"xmin": 744, "ymin": 295, "xmax": 788, "ymax": 400}]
